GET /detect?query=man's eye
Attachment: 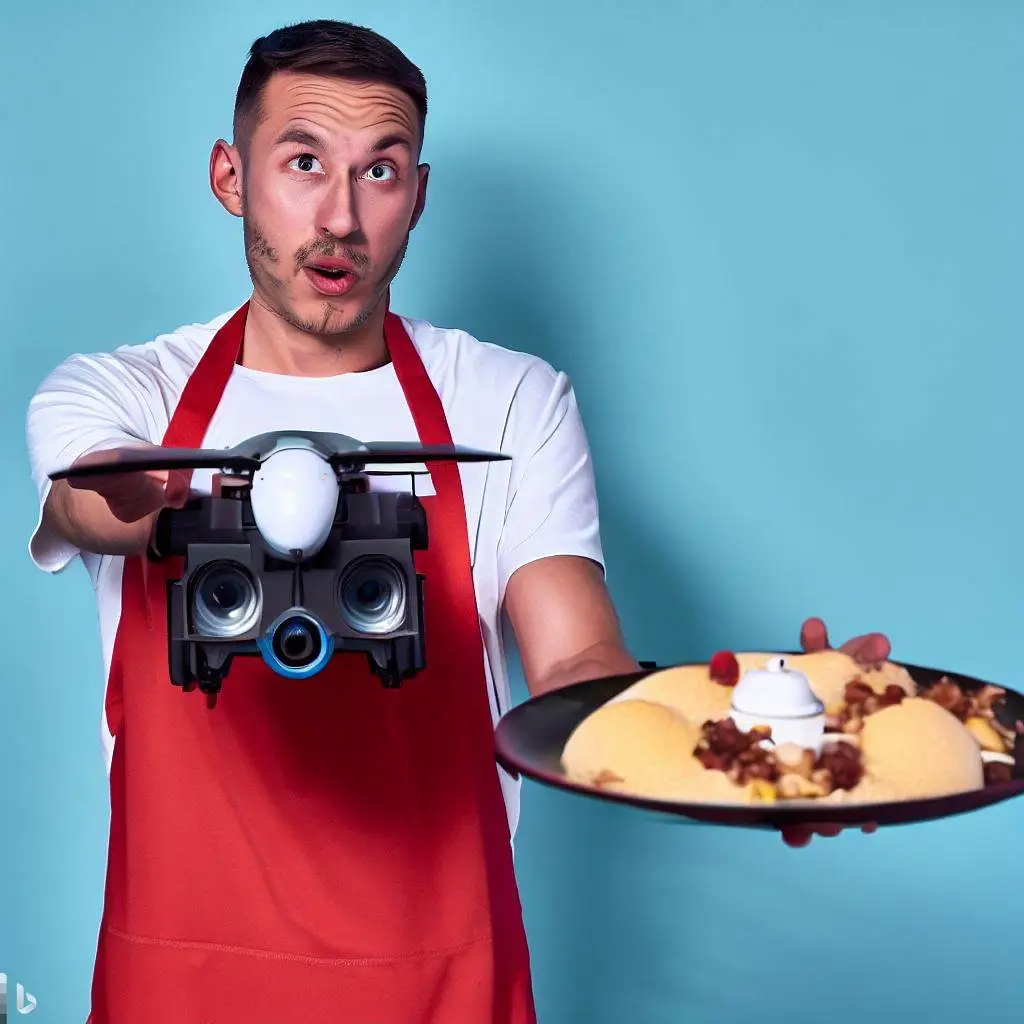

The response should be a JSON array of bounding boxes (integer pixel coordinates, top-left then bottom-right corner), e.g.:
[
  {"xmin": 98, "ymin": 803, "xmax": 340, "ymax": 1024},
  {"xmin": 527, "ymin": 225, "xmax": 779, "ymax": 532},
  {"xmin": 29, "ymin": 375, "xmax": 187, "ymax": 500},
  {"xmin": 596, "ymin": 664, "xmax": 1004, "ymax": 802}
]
[
  {"xmin": 289, "ymin": 154, "xmax": 323, "ymax": 174},
  {"xmin": 364, "ymin": 164, "xmax": 396, "ymax": 182}
]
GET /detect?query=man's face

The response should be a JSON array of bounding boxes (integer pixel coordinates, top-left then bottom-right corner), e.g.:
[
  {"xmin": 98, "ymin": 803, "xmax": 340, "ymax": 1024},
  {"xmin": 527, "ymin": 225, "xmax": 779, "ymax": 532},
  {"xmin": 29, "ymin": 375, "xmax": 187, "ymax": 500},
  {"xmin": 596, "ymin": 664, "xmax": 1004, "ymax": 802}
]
[{"xmin": 233, "ymin": 71, "xmax": 426, "ymax": 336}]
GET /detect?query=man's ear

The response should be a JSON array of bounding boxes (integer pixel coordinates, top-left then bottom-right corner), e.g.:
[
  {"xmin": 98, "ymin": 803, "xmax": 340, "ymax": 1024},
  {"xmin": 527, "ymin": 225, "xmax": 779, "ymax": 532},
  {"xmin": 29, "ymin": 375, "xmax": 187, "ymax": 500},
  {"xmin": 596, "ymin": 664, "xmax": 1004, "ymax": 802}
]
[
  {"xmin": 410, "ymin": 163, "xmax": 430, "ymax": 231},
  {"xmin": 210, "ymin": 139, "xmax": 244, "ymax": 217}
]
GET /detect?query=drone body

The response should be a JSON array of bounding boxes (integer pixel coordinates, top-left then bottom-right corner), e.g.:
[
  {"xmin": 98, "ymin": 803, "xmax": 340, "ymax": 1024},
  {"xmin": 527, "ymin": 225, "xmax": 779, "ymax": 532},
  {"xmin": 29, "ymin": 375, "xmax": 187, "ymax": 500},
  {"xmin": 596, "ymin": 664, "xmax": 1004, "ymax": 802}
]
[
  {"xmin": 249, "ymin": 444, "xmax": 341, "ymax": 560},
  {"xmin": 52, "ymin": 430, "xmax": 510, "ymax": 703}
]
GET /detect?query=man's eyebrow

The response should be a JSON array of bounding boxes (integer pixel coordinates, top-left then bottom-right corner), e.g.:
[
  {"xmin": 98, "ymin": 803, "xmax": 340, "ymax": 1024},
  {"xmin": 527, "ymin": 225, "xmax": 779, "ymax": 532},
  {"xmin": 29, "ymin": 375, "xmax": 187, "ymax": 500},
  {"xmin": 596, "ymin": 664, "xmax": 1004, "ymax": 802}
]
[
  {"xmin": 271, "ymin": 125, "xmax": 415, "ymax": 154},
  {"xmin": 273, "ymin": 126, "xmax": 328, "ymax": 150},
  {"xmin": 369, "ymin": 132, "xmax": 413, "ymax": 153}
]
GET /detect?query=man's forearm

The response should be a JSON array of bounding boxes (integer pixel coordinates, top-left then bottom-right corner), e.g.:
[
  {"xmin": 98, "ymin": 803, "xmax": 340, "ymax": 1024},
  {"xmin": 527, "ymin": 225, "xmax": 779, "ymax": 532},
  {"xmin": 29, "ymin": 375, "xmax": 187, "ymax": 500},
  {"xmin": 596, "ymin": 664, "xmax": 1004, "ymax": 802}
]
[
  {"xmin": 526, "ymin": 640, "xmax": 641, "ymax": 697},
  {"xmin": 43, "ymin": 481, "xmax": 155, "ymax": 557}
]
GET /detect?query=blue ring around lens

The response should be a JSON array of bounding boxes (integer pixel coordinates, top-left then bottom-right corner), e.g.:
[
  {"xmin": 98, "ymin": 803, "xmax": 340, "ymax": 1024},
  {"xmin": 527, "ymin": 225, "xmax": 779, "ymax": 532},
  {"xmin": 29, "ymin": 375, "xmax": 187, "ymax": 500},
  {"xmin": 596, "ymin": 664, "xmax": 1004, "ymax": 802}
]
[{"xmin": 256, "ymin": 610, "xmax": 333, "ymax": 679}]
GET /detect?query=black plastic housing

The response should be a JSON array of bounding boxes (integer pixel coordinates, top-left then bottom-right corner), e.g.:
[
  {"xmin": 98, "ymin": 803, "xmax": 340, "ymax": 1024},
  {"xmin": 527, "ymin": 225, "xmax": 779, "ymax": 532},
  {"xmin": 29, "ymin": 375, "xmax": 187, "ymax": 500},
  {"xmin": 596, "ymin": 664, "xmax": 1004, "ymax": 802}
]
[{"xmin": 159, "ymin": 487, "xmax": 429, "ymax": 699}]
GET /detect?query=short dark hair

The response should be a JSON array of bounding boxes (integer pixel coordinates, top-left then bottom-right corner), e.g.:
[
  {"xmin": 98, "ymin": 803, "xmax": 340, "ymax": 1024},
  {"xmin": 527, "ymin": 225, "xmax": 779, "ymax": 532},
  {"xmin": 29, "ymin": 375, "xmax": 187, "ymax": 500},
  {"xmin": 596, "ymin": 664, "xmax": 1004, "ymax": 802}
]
[{"xmin": 233, "ymin": 20, "xmax": 428, "ymax": 160}]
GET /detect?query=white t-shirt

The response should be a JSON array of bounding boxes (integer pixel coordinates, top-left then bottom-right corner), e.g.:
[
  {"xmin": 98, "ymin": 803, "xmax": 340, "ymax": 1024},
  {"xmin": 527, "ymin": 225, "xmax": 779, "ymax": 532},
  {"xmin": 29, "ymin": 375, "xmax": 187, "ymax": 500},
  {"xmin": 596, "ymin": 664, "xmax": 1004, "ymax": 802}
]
[{"xmin": 25, "ymin": 303, "xmax": 605, "ymax": 840}]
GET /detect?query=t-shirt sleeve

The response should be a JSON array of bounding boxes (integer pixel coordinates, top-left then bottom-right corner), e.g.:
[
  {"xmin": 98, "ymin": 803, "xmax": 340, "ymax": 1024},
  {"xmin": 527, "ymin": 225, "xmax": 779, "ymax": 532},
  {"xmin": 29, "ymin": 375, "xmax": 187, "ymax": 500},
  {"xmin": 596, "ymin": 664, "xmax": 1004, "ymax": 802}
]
[
  {"xmin": 496, "ymin": 365, "xmax": 605, "ymax": 607},
  {"xmin": 25, "ymin": 352, "xmax": 163, "ymax": 574}
]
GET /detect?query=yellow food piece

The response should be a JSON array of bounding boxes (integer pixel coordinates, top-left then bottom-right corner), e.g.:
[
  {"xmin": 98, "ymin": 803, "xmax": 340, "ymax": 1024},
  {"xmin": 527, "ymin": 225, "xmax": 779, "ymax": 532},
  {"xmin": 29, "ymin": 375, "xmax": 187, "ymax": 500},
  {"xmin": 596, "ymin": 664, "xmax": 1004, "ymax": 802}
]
[
  {"xmin": 819, "ymin": 777, "xmax": 900, "ymax": 804},
  {"xmin": 858, "ymin": 698, "xmax": 984, "ymax": 799},
  {"xmin": 660, "ymin": 768, "xmax": 759, "ymax": 805},
  {"xmin": 561, "ymin": 699, "xmax": 704, "ymax": 796},
  {"xmin": 964, "ymin": 716, "xmax": 1006, "ymax": 752},
  {"xmin": 776, "ymin": 774, "xmax": 823, "ymax": 799},
  {"xmin": 609, "ymin": 661, "xmax": 748, "ymax": 723}
]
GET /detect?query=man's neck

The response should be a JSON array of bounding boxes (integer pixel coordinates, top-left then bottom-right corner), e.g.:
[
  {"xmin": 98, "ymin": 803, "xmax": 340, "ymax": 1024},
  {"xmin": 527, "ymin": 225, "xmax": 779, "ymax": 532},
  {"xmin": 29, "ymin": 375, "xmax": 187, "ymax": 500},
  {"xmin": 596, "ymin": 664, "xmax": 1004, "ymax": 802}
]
[{"xmin": 239, "ymin": 294, "xmax": 391, "ymax": 377}]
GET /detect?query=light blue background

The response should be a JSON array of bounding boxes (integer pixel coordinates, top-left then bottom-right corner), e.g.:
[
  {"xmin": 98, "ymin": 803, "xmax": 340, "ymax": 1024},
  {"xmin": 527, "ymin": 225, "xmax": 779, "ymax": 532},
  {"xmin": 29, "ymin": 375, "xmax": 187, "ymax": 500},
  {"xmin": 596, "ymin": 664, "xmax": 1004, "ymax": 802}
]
[{"xmin": 2, "ymin": 2, "xmax": 1021, "ymax": 1021}]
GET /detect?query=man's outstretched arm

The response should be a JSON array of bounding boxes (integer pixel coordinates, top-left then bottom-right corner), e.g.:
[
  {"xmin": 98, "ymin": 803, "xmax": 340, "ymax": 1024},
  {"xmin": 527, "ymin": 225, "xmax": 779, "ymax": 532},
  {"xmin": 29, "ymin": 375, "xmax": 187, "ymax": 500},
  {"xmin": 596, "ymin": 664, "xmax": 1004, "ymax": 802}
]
[
  {"xmin": 503, "ymin": 554, "xmax": 639, "ymax": 696},
  {"xmin": 41, "ymin": 448, "xmax": 187, "ymax": 558}
]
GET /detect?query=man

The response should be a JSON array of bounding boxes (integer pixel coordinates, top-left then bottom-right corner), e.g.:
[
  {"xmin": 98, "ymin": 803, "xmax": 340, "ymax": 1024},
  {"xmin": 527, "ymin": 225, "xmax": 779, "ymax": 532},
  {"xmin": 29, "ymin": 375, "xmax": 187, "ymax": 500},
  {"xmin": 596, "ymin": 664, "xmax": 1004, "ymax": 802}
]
[{"xmin": 25, "ymin": 19, "xmax": 883, "ymax": 1024}]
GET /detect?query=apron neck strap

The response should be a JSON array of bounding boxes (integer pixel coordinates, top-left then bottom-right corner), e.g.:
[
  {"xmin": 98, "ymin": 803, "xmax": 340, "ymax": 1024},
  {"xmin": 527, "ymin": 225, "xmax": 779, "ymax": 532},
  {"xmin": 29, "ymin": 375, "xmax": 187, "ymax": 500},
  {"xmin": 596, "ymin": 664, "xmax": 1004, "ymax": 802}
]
[{"xmin": 162, "ymin": 290, "xmax": 455, "ymax": 451}]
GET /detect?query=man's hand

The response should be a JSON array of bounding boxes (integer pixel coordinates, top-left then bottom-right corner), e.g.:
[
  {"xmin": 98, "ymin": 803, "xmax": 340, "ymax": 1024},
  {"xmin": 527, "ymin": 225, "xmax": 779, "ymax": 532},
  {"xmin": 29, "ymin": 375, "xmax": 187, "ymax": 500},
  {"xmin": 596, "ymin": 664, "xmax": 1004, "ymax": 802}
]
[
  {"xmin": 42, "ymin": 445, "xmax": 190, "ymax": 558},
  {"xmin": 799, "ymin": 616, "xmax": 890, "ymax": 670},
  {"xmin": 67, "ymin": 446, "xmax": 190, "ymax": 523},
  {"xmin": 779, "ymin": 616, "xmax": 888, "ymax": 848}
]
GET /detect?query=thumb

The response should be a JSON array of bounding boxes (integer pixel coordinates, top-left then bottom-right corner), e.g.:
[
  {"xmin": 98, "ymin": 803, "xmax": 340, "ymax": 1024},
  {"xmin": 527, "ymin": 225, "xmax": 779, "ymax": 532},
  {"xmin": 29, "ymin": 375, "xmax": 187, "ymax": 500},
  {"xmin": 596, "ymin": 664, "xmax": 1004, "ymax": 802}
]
[
  {"xmin": 164, "ymin": 469, "xmax": 190, "ymax": 508},
  {"xmin": 800, "ymin": 617, "xmax": 830, "ymax": 653}
]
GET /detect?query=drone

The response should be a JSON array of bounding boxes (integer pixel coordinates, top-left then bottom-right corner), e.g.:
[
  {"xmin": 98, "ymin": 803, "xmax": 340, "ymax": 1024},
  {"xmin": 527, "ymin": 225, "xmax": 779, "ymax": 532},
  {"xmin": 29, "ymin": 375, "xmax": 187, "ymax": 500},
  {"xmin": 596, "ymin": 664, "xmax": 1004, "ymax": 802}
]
[{"xmin": 50, "ymin": 430, "xmax": 510, "ymax": 706}]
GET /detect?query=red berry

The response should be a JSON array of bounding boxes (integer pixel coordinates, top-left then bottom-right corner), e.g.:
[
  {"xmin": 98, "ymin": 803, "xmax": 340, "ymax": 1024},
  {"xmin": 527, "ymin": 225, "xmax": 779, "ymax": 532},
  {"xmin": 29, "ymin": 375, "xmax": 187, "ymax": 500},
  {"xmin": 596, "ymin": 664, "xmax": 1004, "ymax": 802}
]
[{"xmin": 709, "ymin": 650, "xmax": 740, "ymax": 687}]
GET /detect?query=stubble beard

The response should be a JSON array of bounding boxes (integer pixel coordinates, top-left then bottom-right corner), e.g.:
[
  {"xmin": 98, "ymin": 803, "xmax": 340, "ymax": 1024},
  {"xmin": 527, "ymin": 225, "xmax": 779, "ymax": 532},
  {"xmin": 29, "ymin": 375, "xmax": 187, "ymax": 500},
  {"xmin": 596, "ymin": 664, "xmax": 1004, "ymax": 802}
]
[{"xmin": 242, "ymin": 209, "xmax": 411, "ymax": 339}]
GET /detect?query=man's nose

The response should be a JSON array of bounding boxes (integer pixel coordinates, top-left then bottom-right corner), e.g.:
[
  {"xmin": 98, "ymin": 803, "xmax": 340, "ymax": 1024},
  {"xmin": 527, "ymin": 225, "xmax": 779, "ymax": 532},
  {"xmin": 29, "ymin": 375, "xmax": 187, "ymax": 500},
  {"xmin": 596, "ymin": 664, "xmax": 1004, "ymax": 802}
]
[{"xmin": 317, "ymin": 177, "xmax": 361, "ymax": 239}]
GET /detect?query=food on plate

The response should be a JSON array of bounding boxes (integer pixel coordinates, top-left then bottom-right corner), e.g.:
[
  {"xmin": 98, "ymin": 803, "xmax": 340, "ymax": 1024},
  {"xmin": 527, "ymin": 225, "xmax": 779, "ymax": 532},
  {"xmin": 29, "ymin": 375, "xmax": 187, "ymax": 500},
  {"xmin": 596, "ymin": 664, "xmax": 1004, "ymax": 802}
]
[
  {"xmin": 856, "ymin": 698, "xmax": 983, "ymax": 799},
  {"xmin": 559, "ymin": 649, "xmax": 1018, "ymax": 807},
  {"xmin": 615, "ymin": 649, "xmax": 915, "ymax": 723},
  {"xmin": 560, "ymin": 699, "xmax": 705, "ymax": 796}
]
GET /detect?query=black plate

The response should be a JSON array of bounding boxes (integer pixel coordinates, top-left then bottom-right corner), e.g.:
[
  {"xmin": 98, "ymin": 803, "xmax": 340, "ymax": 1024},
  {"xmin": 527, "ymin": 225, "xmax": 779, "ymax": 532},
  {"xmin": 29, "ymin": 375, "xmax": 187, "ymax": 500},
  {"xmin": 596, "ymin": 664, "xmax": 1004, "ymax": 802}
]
[
  {"xmin": 49, "ymin": 430, "xmax": 510, "ymax": 482},
  {"xmin": 494, "ymin": 659, "xmax": 1024, "ymax": 829}
]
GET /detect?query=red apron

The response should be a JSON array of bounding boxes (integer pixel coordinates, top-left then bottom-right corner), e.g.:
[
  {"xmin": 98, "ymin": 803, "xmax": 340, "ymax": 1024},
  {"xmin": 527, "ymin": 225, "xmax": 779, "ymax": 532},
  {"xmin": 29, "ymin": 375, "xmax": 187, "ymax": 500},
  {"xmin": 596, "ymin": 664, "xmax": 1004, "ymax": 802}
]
[{"xmin": 86, "ymin": 301, "xmax": 537, "ymax": 1023}]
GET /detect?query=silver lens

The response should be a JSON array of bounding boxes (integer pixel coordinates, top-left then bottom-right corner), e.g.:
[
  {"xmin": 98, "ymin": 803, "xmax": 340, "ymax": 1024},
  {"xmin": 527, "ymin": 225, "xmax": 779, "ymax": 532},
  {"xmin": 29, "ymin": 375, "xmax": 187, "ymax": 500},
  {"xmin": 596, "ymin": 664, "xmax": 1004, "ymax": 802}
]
[
  {"xmin": 336, "ymin": 557, "xmax": 407, "ymax": 634},
  {"xmin": 191, "ymin": 561, "xmax": 261, "ymax": 637}
]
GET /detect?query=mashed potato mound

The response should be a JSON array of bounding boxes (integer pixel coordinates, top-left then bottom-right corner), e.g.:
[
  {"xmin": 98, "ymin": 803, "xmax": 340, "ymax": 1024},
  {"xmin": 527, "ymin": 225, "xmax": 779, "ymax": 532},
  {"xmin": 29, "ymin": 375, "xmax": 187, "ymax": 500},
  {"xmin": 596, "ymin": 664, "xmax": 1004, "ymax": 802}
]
[
  {"xmin": 606, "ymin": 661, "xmax": 748, "ymax": 723},
  {"xmin": 858, "ymin": 697, "xmax": 984, "ymax": 799},
  {"xmin": 561, "ymin": 699, "xmax": 705, "ymax": 794}
]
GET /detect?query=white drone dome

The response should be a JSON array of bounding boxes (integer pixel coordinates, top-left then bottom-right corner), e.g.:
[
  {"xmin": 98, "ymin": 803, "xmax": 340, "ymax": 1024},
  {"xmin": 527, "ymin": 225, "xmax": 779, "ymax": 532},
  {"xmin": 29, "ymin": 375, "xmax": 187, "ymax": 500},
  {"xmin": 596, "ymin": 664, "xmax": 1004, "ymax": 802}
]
[{"xmin": 249, "ymin": 446, "xmax": 340, "ymax": 560}]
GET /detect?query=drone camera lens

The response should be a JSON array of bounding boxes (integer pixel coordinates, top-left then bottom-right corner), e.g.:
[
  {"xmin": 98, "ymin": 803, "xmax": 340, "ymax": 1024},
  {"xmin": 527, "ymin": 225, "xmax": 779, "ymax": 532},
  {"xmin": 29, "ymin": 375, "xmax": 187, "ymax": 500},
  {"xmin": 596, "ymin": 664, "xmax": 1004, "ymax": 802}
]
[
  {"xmin": 271, "ymin": 615, "xmax": 324, "ymax": 669},
  {"xmin": 191, "ymin": 561, "xmax": 261, "ymax": 637},
  {"xmin": 337, "ymin": 557, "xmax": 407, "ymax": 635}
]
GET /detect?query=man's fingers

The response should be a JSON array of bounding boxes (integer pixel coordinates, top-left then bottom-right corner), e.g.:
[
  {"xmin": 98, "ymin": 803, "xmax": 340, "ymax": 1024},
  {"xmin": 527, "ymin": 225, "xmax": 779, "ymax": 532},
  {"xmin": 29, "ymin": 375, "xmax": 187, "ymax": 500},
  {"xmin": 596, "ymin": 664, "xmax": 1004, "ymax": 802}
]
[
  {"xmin": 68, "ymin": 467, "xmax": 166, "ymax": 493},
  {"xmin": 799, "ymin": 617, "xmax": 830, "ymax": 652},
  {"xmin": 780, "ymin": 826, "xmax": 814, "ymax": 848},
  {"xmin": 780, "ymin": 821, "xmax": 847, "ymax": 848},
  {"xmin": 838, "ymin": 633, "xmax": 891, "ymax": 667},
  {"xmin": 801, "ymin": 618, "xmax": 892, "ymax": 668},
  {"xmin": 164, "ymin": 469, "xmax": 190, "ymax": 508}
]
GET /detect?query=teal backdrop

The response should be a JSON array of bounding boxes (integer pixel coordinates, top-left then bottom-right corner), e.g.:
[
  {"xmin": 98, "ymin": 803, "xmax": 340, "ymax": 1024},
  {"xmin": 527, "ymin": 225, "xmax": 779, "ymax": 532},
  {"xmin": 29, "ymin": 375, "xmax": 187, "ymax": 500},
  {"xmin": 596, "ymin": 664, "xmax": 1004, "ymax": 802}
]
[{"xmin": 2, "ymin": 2, "xmax": 1021, "ymax": 1021}]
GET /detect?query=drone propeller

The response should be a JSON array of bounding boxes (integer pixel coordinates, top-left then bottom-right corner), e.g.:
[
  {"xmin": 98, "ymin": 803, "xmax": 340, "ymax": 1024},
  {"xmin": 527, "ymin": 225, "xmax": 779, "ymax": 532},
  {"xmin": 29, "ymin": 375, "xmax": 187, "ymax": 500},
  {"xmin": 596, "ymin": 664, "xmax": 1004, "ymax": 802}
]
[{"xmin": 49, "ymin": 429, "xmax": 510, "ymax": 484}]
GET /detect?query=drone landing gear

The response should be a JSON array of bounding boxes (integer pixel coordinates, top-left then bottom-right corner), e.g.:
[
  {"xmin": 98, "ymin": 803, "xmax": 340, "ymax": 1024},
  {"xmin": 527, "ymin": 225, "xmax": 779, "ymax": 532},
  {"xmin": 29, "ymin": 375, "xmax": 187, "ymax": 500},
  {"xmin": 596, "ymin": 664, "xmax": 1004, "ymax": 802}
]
[
  {"xmin": 179, "ymin": 647, "xmax": 230, "ymax": 709},
  {"xmin": 180, "ymin": 676, "xmax": 224, "ymax": 709},
  {"xmin": 369, "ymin": 646, "xmax": 403, "ymax": 688}
]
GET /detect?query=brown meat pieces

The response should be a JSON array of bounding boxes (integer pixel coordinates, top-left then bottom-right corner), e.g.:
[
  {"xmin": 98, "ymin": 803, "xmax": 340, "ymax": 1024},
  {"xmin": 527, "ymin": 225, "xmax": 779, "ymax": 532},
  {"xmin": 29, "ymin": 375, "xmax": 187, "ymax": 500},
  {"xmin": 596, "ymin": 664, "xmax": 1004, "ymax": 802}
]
[
  {"xmin": 773, "ymin": 740, "xmax": 866, "ymax": 799},
  {"xmin": 919, "ymin": 677, "xmax": 1016, "ymax": 752},
  {"xmin": 694, "ymin": 718, "xmax": 778, "ymax": 784},
  {"xmin": 983, "ymin": 761, "xmax": 1013, "ymax": 786},
  {"xmin": 826, "ymin": 680, "xmax": 907, "ymax": 734},
  {"xmin": 816, "ymin": 742, "xmax": 865, "ymax": 790},
  {"xmin": 920, "ymin": 677, "xmax": 990, "ymax": 719},
  {"xmin": 694, "ymin": 719, "xmax": 865, "ymax": 799}
]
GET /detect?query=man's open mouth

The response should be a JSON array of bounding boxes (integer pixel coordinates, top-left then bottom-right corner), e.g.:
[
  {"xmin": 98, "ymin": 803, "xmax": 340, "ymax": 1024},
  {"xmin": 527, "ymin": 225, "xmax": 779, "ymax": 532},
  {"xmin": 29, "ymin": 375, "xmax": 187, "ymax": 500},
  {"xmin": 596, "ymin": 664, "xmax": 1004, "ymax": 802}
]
[{"xmin": 303, "ymin": 264, "xmax": 358, "ymax": 295}]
